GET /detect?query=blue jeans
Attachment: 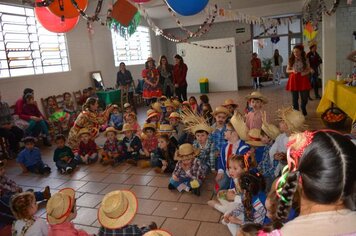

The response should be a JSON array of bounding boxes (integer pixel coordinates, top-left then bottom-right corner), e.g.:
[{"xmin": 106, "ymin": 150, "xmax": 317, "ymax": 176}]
[
  {"xmin": 26, "ymin": 120, "xmax": 49, "ymax": 137},
  {"xmin": 27, "ymin": 161, "xmax": 51, "ymax": 175},
  {"xmin": 216, "ymin": 172, "xmax": 231, "ymax": 192},
  {"xmin": 55, "ymin": 159, "xmax": 78, "ymax": 171}
]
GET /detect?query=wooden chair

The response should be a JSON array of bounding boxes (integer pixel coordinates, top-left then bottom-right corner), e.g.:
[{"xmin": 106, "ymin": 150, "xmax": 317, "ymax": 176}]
[
  {"xmin": 120, "ymin": 87, "xmax": 129, "ymax": 110},
  {"xmin": 72, "ymin": 90, "xmax": 83, "ymax": 111},
  {"xmin": 55, "ymin": 94, "xmax": 64, "ymax": 109},
  {"xmin": 131, "ymin": 80, "xmax": 143, "ymax": 107}
]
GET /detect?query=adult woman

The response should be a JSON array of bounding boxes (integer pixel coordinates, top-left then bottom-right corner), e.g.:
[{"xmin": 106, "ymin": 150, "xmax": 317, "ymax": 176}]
[
  {"xmin": 116, "ymin": 62, "xmax": 134, "ymax": 100},
  {"xmin": 67, "ymin": 97, "xmax": 114, "ymax": 150},
  {"xmin": 142, "ymin": 57, "xmax": 162, "ymax": 105},
  {"xmin": 272, "ymin": 49, "xmax": 283, "ymax": 85},
  {"xmin": 157, "ymin": 55, "xmax": 174, "ymax": 98},
  {"xmin": 286, "ymin": 45, "xmax": 311, "ymax": 116},
  {"xmin": 306, "ymin": 44, "xmax": 322, "ymax": 99},
  {"xmin": 251, "ymin": 53, "xmax": 263, "ymax": 89},
  {"xmin": 173, "ymin": 54, "xmax": 188, "ymax": 102},
  {"xmin": 264, "ymin": 130, "xmax": 356, "ymax": 235}
]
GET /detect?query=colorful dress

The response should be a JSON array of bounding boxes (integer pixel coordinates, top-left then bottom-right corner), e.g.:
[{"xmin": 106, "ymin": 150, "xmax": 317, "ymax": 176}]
[{"xmin": 142, "ymin": 68, "xmax": 162, "ymax": 99}]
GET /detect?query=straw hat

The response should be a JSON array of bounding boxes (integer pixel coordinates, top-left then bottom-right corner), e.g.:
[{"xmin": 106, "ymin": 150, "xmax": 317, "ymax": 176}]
[
  {"xmin": 112, "ymin": 104, "xmax": 119, "ymax": 109},
  {"xmin": 180, "ymin": 109, "xmax": 213, "ymax": 134},
  {"xmin": 222, "ymin": 99, "xmax": 238, "ymax": 108},
  {"xmin": 98, "ymin": 190, "xmax": 137, "ymax": 229},
  {"xmin": 152, "ymin": 102, "xmax": 162, "ymax": 113},
  {"xmin": 104, "ymin": 127, "xmax": 118, "ymax": 136},
  {"xmin": 262, "ymin": 123, "xmax": 280, "ymax": 140},
  {"xmin": 146, "ymin": 109, "xmax": 160, "ymax": 121},
  {"xmin": 124, "ymin": 103, "xmax": 131, "ymax": 108},
  {"xmin": 192, "ymin": 123, "xmax": 213, "ymax": 134},
  {"xmin": 172, "ymin": 100, "xmax": 181, "ymax": 108},
  {"xmin": 121, "ymin": 123, "xmax": 136, "ymax": 132},
  {"xmin": 212, "ymin": 106, "xmax": 231, "ymax": 116},
  {"xmin": 169, "ymin": 112, "xmax": 181, "ymax": 119},
  {"xmin": 157, "ymin": 124, "xmax": 174, "ymax": 134},
  {"xmin": 159, "ymin": 95, "xmax": 167, "ymax": 101},
  {"xmin": 78, "ymin": 128, "xmax": 90, "ymax": 137},
  {"xmin": 246, "ymin": 129, "xmax": 264, "ymax": 147},
  {"xmin": 164, "ymin": 100, "xmax": 174, "ymax": 108},
  {"xmin": 126, "ymin": 112, "xmax": 137, "ymax": 119},
  {"xmin": 174, "ymin": 143, "xmax": 200, "ymax": 161},
  {"xmin": 144, "ymin": 230, "xmax": 172, "ymax": 236},
  {"xmin": 245, "ymin": 91, "xmax": 268, "ymax": 104},
  {"xmin": 46, "ymin": 188, "xmax": 75, "ymax": 225},
  {"xmin": 277, "ymin": 107, "xmax": 307, "ymax": 133},
  {"xmin": 143, "ymin": 123, "xmax": 156, "ymax": 132},
  {"xmin": 182, "ymin": 101, "xmax": 190, "ymax": 106},
  {"xmin": 230, "ymin": 112, "xmax": 248, "ymax": 141}
]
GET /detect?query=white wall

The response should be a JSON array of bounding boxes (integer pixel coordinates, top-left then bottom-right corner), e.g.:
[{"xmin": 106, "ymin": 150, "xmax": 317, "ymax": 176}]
[{"xmin": 176, "ymin": 37, "xmax": 237, "ymax": 93}]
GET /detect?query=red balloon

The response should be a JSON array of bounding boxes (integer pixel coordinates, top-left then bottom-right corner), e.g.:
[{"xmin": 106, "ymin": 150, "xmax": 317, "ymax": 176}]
[
  {"xmin": 35, "ymin": 3, "xmax": 79, "ymax": 33},
  {"xmin": 48, "ymin": 0, "xmax": 88, "ymax": 19}
]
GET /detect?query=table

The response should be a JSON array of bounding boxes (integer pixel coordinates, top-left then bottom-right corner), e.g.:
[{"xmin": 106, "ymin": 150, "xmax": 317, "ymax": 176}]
[
  {"xmin": 96, "ymin": 89, "xmax": 121, "ymax": 106},
  {"xmin": 317, "ymin": 80, "xmax": 356, "ymax": 122}
]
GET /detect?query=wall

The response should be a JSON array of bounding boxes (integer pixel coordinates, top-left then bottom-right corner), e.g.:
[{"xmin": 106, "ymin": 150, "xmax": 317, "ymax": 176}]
[{"xmin": 160, "ymin": 21, "xmax": 252, "ymax": 87}]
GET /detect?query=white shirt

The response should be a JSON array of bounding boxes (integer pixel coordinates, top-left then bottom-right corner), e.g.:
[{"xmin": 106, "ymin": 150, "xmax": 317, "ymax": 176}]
[
  {"xmin": 269, "ymin": 133, "xmax": 289, "ymax": 176},
  {"xmin": 218, "ymin": 140, "xmax": 241, "ymax": 174},
  {"xmin": 13, "ymin": 218, "xmax": 48, "ymax": 236}
]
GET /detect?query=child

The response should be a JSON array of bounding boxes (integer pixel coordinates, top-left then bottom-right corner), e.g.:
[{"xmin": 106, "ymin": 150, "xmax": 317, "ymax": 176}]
[
  {"xmin": 223, "ymin": 172, "xmax": 267, "ymax": 236},
  {"xmin": 75, "ymin": 128, "xmax": 98, "ymax": 164},
  {"xmin": 202, "ymin": 103, "xmax": 214, "ymax": 125},
  {"xmin": 108, "ymin": 105, "xmax": 123, "ymax": 130},
  {"xmin": 125, "ymin": 112, "xmax": 141, "ymax": 137},
  {"xmin": 53, "ymin": 134, "xmax": 77, "ymax": 174},
  {"xmin": 123, "ymin": 103, "xmax": 134, "ymax": 122},
  {"xmin": 46, "ymin": 188, "xmax": 91, "ymax": 236},
  {"xmin": 198, "ymin": 94, "xmax": 209, "ymax": 115},
  {"xmin": 79, "ymin": 88, "xmax": 89, "ymax": 105},
  {"xmin": 168, "ymin": 112, "xmax": 185, "ymax": 144},
  {"xmin": 102, "ymin": 127, "xmax": 123, "ymax": 166},
  {"xmin": 97, "ymin": 190, "xmax": 157, "ymax": 235},
  {"xmin": 161, "ymin": 100, "xmax": 175, "ymax": 124},
  {"xmin": 63, "ymin": 92, "xmax": 78, "ymax": 126},
  {"xmin": 245, "ymin": 91, "xmax": 268, "ymax": 130},
  {"xmin": 181, "ymin": 101, "xmax": 192, "ymax": 113},
  {"xmin": 151, "ymin": 134, "xmax": 176, "ymax": 173},
  {"xmin": 246, "ymin": 129, "xmax": 265, "ymax": 165},
  {"xmin": 121, "ymin": 124, "xmax": 142, "ymax": 166},
  {"xmin": 17, "ymin": 136, "xmax": 51, "ymax": 175},
  {"xmin": 141, "ymin": 123, "xmax": 158, "ymax": 158},
  {"xmin": 215, "ymin": 120, "xmax": 250, "ymax": 191},
  {"xmin": 157, "ymin": 124, "xmax": 178, "ymax": 148},
  {"xmin": 10, "ymin": 192, "xmax": 48, "ymax": 235},
  {"xmin": 87, "ymin": 87, "xmax": 98, "ymax": 98},
  {"xmin": 222, "ymin": 99, "xmax": 239, "ymax": 120},
  {"xmin": 168, "ymin": 143, "xmax": 205, "ymax": 196},
  {"xmin": 46, "ymin": 96, "xmax": 70, "ymax": 130},
  {"xmin": 188, "ymin": 96, "xmax": 198, "ymax": 114},
  {"xmin": 269, "ymin": 107, "xmax": 305, "ymax": 177}
]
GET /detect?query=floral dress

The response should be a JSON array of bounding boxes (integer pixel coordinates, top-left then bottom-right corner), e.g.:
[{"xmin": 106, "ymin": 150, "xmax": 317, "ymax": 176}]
[{"xmin": 142, "ymin": 68, "xmax": 162, "ymax": 99}]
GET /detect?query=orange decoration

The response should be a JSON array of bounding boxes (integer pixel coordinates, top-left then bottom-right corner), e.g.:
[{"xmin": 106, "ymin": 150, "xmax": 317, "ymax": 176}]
[
  {"xmin": 48, "ymin": 0, "xmax": 88, "ymax": 19},
  {"xmin": 111, "ymin": 0, "xmax": 138, "ymax": 27}
]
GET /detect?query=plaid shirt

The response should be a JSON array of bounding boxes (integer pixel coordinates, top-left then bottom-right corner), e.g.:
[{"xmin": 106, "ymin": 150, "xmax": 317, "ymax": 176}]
[
  {"xmin": 209, "ymin": 123, "xmax": 227, "ymax": 153},
  {"xmin": 0, "ymin": 175, "xmax": 21, "ymax": 197},
  {"xmin": 257, "ymin": 144, "xmax": 279, "ymax": 178},
  {"xmin": 98, "ymin": 225, "xmax": 149, "ymax": 236},
  {"xmin": 193, "ymin": 140, "xmax": 215, "ymax": 170},
  {"xmin": 103, "ymin": 139, "xmax": 123, "ymax": 153},
  {"xmin": 173, "ymin": 159, "xmax": 206, "ymax": 181}
]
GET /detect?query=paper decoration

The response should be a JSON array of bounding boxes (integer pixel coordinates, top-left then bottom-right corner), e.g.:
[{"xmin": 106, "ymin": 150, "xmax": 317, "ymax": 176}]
[
  {"xmin": 303, "ymin": 22, "xmax": 317, "ymax": 41},
  {"xmin": 166, "ymin": 0, "xmax": 209, "ymax": 16},
  {"xmin": 48, "ymin": 0, "xmax": 88, "ymax": 18}
]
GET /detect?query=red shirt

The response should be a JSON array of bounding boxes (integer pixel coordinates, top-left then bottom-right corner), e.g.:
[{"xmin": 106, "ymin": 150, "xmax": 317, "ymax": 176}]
[
  {"xmin": 251, "ymin": 58, "xmax": 262, "ymax": 77},
  {"xmin": 173, "ymin": 63, "xmax": 188, "ymax": 87},
  {"xmin": 78, "ymin": 140, "xmax": 97, "ymax": 156}
]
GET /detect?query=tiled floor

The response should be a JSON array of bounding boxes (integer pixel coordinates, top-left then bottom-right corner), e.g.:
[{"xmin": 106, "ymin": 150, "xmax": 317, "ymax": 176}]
[{"xmin": 5, "ymin": 80, "xmax": 348, "ymax": 236}]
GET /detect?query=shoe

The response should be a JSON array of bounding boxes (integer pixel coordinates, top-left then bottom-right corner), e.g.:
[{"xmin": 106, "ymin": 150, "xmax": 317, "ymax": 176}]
[
  {"xmin": 308, "ymin": 97, "xmax": 313, "ymax": 101},
  {"xmin": 302, "ymin": 110, "xmax": 308, "ymax": 116},
  {"xmin": 168, "ymin": 183, "xmax": 175, "ymax": 190},
  {"xmin": 192, "ymin": 187, "xmax": 201, "ymax": 196},
  {"xmin": 43, "ymin": 166, "xmax": 51, "ymax": 175},
  {"xmin": 126, "ymin": 159, "xmax": 137, "ymax": 166},
  {"xmin": 43, "ymin": 137, "xmax": 52, "ymax": 147},
  {"xmin": 66, "ymin": 167, "xmax": 73, "ymax": 174},
  {"xmin": 154, "ymin": 167, "xmax": 163, "ymax": 174},
  {"xmin": 43, "ymin": 186, "xmax": 51, "ymax": 200},
  {"xmin": 148, "ymin": 222, "xmax": 158, "ymax": 230}
]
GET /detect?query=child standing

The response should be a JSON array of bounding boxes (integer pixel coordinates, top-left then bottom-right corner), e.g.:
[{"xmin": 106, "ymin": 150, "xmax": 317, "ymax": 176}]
[
  {"xmin": 108, "ymin": 105, "xmax": 123, "ymax": 130},
  {"xmin": 245, "ymin": 91, "xmax": 268, "ymax": 130},
  {"xmin": 75, "ymin": 128, "xmax": 98, "ymax": 164},
  {"xmin": 46, "ymin": 188, "xmax": 91, "ymax": 236},
  {"xmin": 141, "ymin": 123, "xmax": 158, "ymax": 158},
  {"xmin": 168, "ymin": 144, "xmax": 205, "ymax": 196},
  {"xmin": 53, "ymin": 134, "xmax": 77, "ymax": 174},
  {"xmin": 17, "ymin": 136, "xmax": 51, "ymax": 175},
  {"xmin": 121, "ymin": 124, "xmax": 142, "ymax": 166},
  {"xmin": 10, "ymin": 192, "xmax": 48, "ymax": 236},
  {"xmin": 151, "ymin": 134, "xmax": 176, "ymax": 173},
  {"xmin": 102, "ymin": 127, "xmax": 123, "ymax": 166}
]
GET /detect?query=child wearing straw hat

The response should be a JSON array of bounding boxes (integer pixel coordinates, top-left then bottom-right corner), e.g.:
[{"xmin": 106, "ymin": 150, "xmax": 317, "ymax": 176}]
[
  {"xmin": 245, "ymin": 128, "xmax": 265, "ymax": 165},
  {"xmin": 146, "ymin": 109, "xmax": 161, "ymax": 130},
  {"xmin": 245, "ymin": 91, "xmax": 268, "ymax": 130},
  {"xmin": 97, "ymin": 190, "xmax": 157, "ymax": 235},
  {"xmin": 46, "ymin": 188, "xmax": 91, "ymax": 235},
  {"xmin": 108, "ymin": 104, "xmax": 123, "ymax": 130},
  {"xmin": 102, "ymin": 127, "xmax": 124, "ymax": 166},
  {"xmin": 168, "ymin": 112, "xmax": 185, "ymax": 144},
  {"xmin": 161, "ymin": 100, "xmax": 175, "ymax": 124},
  {"xmin": 75, "ymin": 128, "xmax": 98, "ymax": 164},
  {"xmin": 125, "ymin": 112, "xmax": 141, "ymax": 137},
  {"xmin": 121, "ymin": 124, "xmax": 142, "ymax": 166},
  {"xmin": 141, "ymin": 123, "xmax": 158, "ymax": 158},
  {"xmin": 151, "ymin": 134, "xmax": 176, "ymax": 173},
  {"xmin": 157, "ymin": 124, "xmax": 178, "ymax": 148},
  {"xmin": 168, "ymin": 143, "xmax": 205, "ymax": 196},
  {"xmin": 222, "ymin": 99, "xmax": 239, "ymax": 120},
  {"xmin": 123, "ymin": 103, "xmax": 135, "ymax": 122}
]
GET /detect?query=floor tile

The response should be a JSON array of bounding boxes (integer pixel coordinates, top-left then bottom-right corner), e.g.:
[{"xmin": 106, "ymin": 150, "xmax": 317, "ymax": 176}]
[
  {"xmin": 131, "ymin": 214, "xmax": 166, "ymax": 228},
  {"xmin": 37, "ymin": 178, "xmax": 68, "ymax": 189},
  {"xmin": 81, "ymin": 172, "xmax": 110, "ymax": 182},
  {"xmin": 179, "ymin": 190, "xmax": 213, "ymax": 204},
  {"xmin": 124, "ymin": 175, "xmax": 154, "ymax": 185},
  {"xmin": 147, "ymin": 176, "xmax": 171, "ymax": 188},
  {"xmin": 73, "ymin": 207, "xmax": 98, "ymax": 225},
  {"xmin": 77, "ymin": 182, "xmax": 109, "ymax": 194},
  {"xmin": 150, "ymin": 187, "xmax": 182, "ymax": 201},
  {"xmin": 106, "ymin": 163, "xmax": 132, "ymax": 173},
  {"xmin": 125, "ymin": 166, "xmax": 153, "ymax": 175},
  {"xmin": 58, "ymin": 180, "xmax": 88, "ymax": 190},
  {"xmin": 100, "ymin": 183, "xmax": 133, "ymax": 194},
  {"xmin": 137, "ymin": 198, "xmax": 161, "ymax": 215},
  {"xmin": 130, "ymin": 185, "xmax": 158, "ymax": 198},
  {"xmin": 195, "ymin": 222, "xmax": 231, "ymax": 236},
  {"xmin": 153, "ymin": 201, "xmax": 191, "ymax": 218},
  {"xmin": 76, "ymin": 193, "xmax": 103, "ymax": 208},
  {"xmin": 67, "ymin": 171, "xmax": 89, "ymax": 180},
  {"xmin": 184, "ymin": 204, "xmax": 221, "ymax": 223},
  {"xmin": 101, "ymin": 173, "xmax": 132, "ymax": 184},
  {"xmin": 161, "ymin": 218, "xmax": 200, "ymax": 236},
  {"xmin": 84, "ymin": 164, "xmax": 110, "ymax": 172}
]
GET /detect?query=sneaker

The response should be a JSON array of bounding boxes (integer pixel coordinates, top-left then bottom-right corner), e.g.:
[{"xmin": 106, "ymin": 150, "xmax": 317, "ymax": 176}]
[
  {"xmin": 43, "ymin": 186, "xmax": 51, "ymax": 200},
  {"xmin": 60, "ymin": 168, "xmax": 66, "ymax": 174},
  {"xmin": 192, "ymin": 187, "xmax": 201, "ymax": 196},
  {"xmin": 168, "ymin": 183, "xmax": 175, "ymax": 190},
  {"xmin": 154, "ymin": 167, "xmax": 163, "ymax": 174},
  {"xmin": 43, "ymin": 166, "xmax": 51, "ymax": 175},
  {"xmin": 43, "ymin": 137, "xmax": 52, "ymax": 147},
  {"xmin": 66, "ymin": 167, "xmax": 73, "ymax": 174},
  {"xmin": 126, "ymin": 159, "xmax": 137, "ymax": 166}
]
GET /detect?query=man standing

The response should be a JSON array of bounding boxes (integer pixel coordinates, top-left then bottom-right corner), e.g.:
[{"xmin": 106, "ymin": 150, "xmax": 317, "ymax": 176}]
[{"xmin": 307, "ymin": 44, "xmax": 322, "ymax": 99}]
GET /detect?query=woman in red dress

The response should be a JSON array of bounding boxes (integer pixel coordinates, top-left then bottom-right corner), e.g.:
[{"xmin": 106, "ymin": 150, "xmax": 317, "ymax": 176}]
[
  {"xmin": 142, "ymin": 57, "xmax": 162, "ymax": 106},
  {"xmin": 286, "ymin": 44, "xmax": 311, "ymax": 116},
  {"xmin": 251, "ymin": 53, "xmax": 262, "ymax": 89}
]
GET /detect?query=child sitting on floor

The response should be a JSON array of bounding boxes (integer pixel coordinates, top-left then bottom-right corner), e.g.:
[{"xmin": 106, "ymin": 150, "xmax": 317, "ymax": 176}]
[
  {"xmin": 161, "ymin": 100, "xmax": 175, "ymax": 124},
  {"xmin": 53, "ymin": 134, "xmax": 77, "ymax": 174},
  {"xmin": 168, "ymin": 143, "xmax": 205, "ymax": 196},
  {"xmin": 141, "ymin": 123, "xmax": 158, "ymax": 158},
  {"xmin": 17, "ymin": 136, "xmax": 51, "ymax": 175},
  {"xmin": 146, "ymin": 109, "xmax": 161, "ymax": 130},
  {"xmin": 11, "ymin": 192, "xmax": 48, "ymax": 236},
  {"xmin": 189, "ymin": 96, "xmax": 198, "ymax": 114},
  {"xmin": 202, "ymin": 103, "xmax": 214, "ymax": 125},
  {"xmin": 46, "ymin": 188, "xmax": 92, "ymax": 236},
  {"xmin": 121, "ymin": 124, "xmax": 142, "ymax": 166},
  {"xmin": 198, "ymin": 94, "xmax": 209, "ymax": 115},
  {"xmin": 125, "ymin": 112, "xmax": 141, "ymax": 137},
  {"xmin": 168, "ymin": 112, "xmax": 185, "ymax": 145},
  {"xmin": 245, "ymin": 91, "xmax": 268, "ymax": 130},
  {"xmin": 151, "ymin": 134, "xmax": 176, "ymax": 173},
  {"xmin": 108, "ymin": 105, "xmax": 123, "ymax": 130},
  {"xmin": 75, "ymin": 128, "xmax": 98, "ymax": 164},
  {"xmin": 123, "ymin": 103, "xmax": 134, "ymax": 122},
  {"xmin": 102, "ymin": 127, "xmax": 123, "ymax": 166},
  {"xmin": 157, "ymin": 124, "xmax": 178, "ymax": 148}
]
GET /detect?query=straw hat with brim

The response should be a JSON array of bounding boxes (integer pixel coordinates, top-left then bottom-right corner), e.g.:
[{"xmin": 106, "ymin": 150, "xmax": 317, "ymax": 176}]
[
  {"xmin": 182, "ymin": 101, "xmax": 190, "ymax": 106},
  {"xmin": 78, "ymin": 128, "xmax": 90, "ymax": 137},
  {"xmin": 172, "ymin": 100, "xmax": 181, "ymax": 108},
  {"xmin": 121, "ymin": 124, "xmax": 136, "ymax": 132},
  {"xmin": 246, "ymin": 129, "xmax": 264, "ymax": 147},
  {"xmin": 222, "ymin": 99, "xmax": 238, "ymax": 108},
  {"xmin": 143, "ymin": 123, "xmax": 156, "ymax": 132},
  {"xmin": 157, "ymin": 124, "xmax": 174, "ymax": 134},
  {"xmin": 277, "ymin": 107, "xmax": 307, "ymax": 133},
  {"xmin": 152, "ymin": 102, "xmax": 162, "ymax": 113},
  {"xmin": 245, "ymin": 91, "xmax": 268, "ymax": 104},
  {"xmin": 47, "ymin": 188, "xmax": 75, "ymax": 225},
  {"xmin": 98, "ymin": 190, "xmax": 137, "ymax": 229},
  {"xmin": 262, "ymin": 123, "xmax": 280, "ymax": 140},
  {"xmin": 160, "ymin": 95, "xmax": 167, "ymax": 100},
  {"xmin": 146, "ymin": 111, "xmax": 160, "ymax": 121},
  {"xmin": 104, "ymin": 127, "xmax": 118, "ymax": 136},
  {"xmin": 144, "ymin": 230, "xmax": 172, "ymax": 236},
  {"xmin": 230, "ymin": 113, "xmax": 248, "ymax": 141},
  {"xmin": 174, "ymin": 143, "xmax": 200, "ymax": 161},
  {"xmin": 112, "ymin": 104, "xmax": 119, "ymax": 109},
  {"xmin": 169, "ymin": 112, "xmax": 181, "ymax": 119},
  {"xmin": 192, "ymin": 123, "xmax": 213, "ymax": 134},
  {"xmin": 164, "ymin": 100, "xmax": 174, "ymax": 108},
  {"xmin": 126, "ymin": 112, "xmax": 137, "ymax": 119},
  {"xmin": 212, "ymin": 106, "xmax": 231, "ymax": 116},
  {"xmin": 124, "ymin": 103, "xmax": 131, "ymax": 108}
]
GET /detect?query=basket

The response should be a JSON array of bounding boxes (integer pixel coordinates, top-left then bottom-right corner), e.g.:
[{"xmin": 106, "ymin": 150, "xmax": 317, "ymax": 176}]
[{"xmin": 321, "ymin": 107, "xmax": 347, "ymax": 129}]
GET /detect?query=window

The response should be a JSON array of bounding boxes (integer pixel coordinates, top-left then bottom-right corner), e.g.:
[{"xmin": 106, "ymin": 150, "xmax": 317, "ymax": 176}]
[
  {"xmin": 111, "ymin": 26, "xmax": 151, "ymax": 66},
  {"xmin": 0, "ymin": 4, "xmax": 70, "ymax": 79}
]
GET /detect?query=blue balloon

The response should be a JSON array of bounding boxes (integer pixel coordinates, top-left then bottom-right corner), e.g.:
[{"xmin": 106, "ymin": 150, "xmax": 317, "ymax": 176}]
[{"xmin": 166, "ymin": 0, "xmax": 209, "ymax": 16}]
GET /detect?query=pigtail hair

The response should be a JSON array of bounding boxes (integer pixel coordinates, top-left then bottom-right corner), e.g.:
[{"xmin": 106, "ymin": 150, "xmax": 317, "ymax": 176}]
[
  {"xmin": 276, "ymin": 171, "xmax": 299, "ymax": 221},
  {"xmin": 243, "ymin": 190, "xmax": 253, "ymax": 221}
]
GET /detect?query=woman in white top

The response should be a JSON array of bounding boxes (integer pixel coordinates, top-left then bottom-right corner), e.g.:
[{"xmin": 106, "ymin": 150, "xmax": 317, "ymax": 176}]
[
  {"xmin": 260, "ymin": 130, "xmax": 356, "ymax": 236},
  {"xmin": 10, "ymin": 192, "xmax": 48, "ymax": 236},
  {"xmin": 271, "ymin": 49, "xmax": 284, "ymax": 85}
]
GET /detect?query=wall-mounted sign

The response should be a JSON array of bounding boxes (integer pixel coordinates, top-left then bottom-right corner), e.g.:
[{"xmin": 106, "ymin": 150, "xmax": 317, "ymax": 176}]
[{"xmin": 236, "ymin": 28, "xmax": 245, "ymax": 33}]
